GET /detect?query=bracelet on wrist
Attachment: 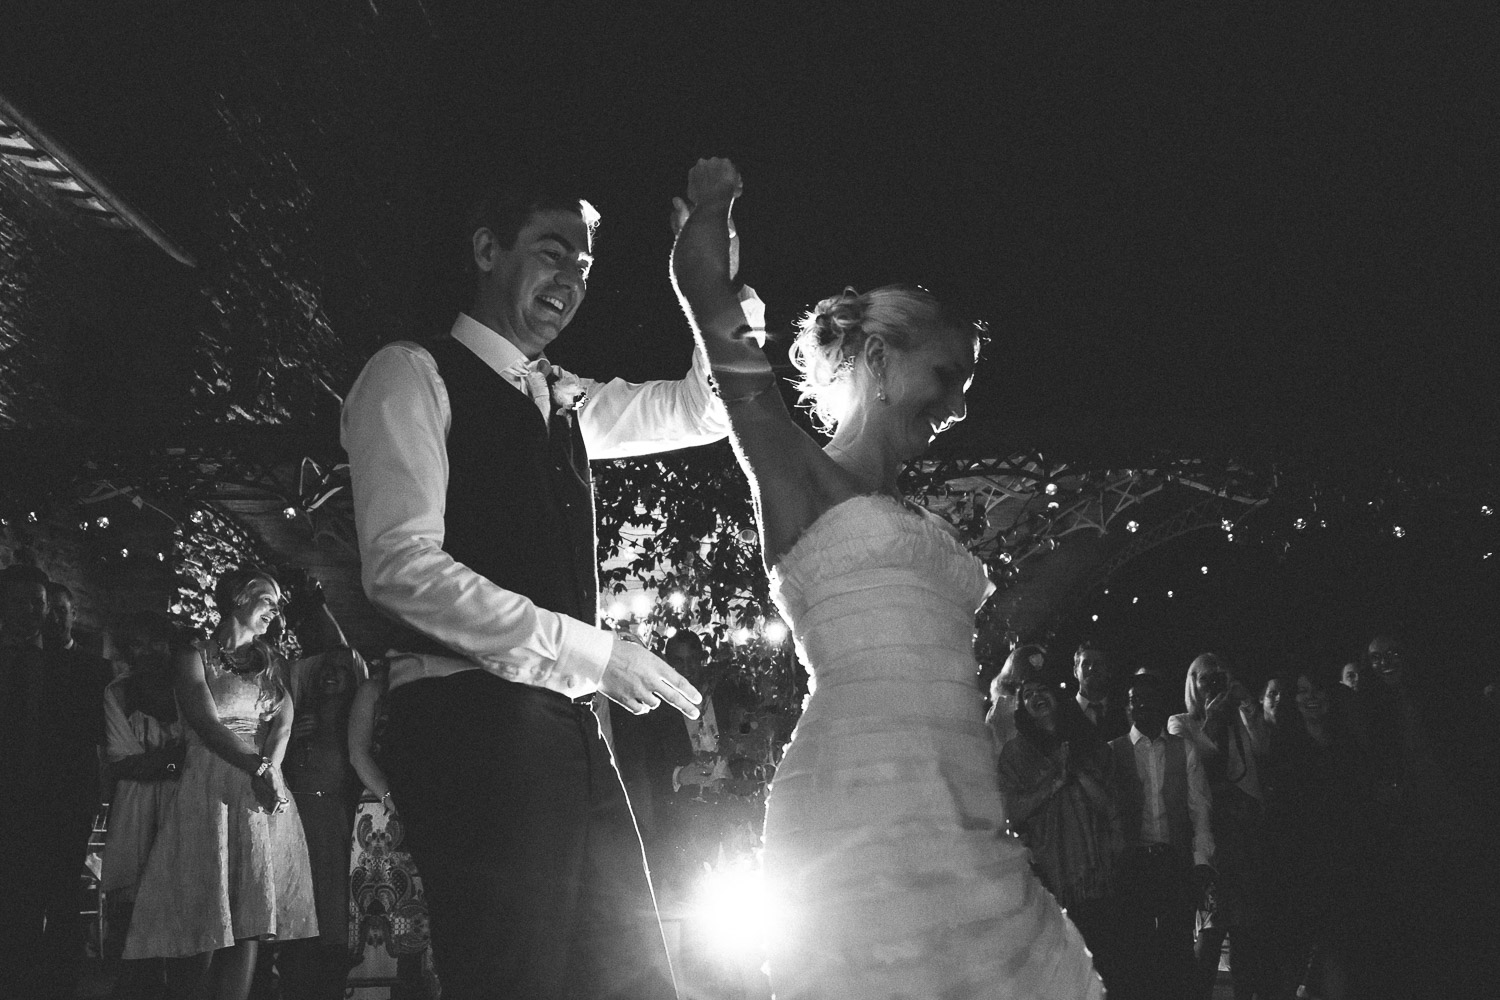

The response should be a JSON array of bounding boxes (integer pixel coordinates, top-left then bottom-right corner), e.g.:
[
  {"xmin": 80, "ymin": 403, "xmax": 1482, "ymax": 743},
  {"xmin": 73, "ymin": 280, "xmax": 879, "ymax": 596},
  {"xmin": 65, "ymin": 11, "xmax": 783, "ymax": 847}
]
[{"xmin": 254, "ymin": 756, "xmax": 272, "ymax": 777}]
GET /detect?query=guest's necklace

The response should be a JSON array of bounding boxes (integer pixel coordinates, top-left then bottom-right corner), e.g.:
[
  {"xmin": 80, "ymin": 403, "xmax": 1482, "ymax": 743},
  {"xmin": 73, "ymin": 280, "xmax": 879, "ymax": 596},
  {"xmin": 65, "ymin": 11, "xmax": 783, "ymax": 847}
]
[{"xmin": 213, "ymin": 635, "xmax": 261, "ymax": 675}]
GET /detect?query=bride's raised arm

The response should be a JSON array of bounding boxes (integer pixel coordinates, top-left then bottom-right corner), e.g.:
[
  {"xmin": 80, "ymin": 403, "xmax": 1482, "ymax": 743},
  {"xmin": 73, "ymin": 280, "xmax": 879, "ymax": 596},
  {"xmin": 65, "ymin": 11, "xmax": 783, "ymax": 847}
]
[{"xmin": 670, "ymin": 157, "xmax": 844, "ymax": 566}]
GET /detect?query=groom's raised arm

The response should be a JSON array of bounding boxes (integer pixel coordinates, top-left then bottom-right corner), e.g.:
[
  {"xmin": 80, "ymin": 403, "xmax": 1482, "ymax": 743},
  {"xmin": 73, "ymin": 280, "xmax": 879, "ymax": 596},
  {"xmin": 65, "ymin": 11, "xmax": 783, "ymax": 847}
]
[
  {"xmin": 580, "ymin": 288, "xmax": 760, "ymax": 460},
  {"xmin": 342, "ymin": 342, "xmax": 615, "ymax": 697}
]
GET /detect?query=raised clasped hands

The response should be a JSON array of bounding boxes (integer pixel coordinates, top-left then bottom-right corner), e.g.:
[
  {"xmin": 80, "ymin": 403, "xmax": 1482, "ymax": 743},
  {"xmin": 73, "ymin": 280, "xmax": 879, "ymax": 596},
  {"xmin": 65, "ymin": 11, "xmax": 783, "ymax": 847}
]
[
  {"xmin": 599, "ymin": 635, "xmax": 703, "ymax": 719},
  {"xmin": 672, "ymin": 157, "xmax": 744, "ymax": 280}
]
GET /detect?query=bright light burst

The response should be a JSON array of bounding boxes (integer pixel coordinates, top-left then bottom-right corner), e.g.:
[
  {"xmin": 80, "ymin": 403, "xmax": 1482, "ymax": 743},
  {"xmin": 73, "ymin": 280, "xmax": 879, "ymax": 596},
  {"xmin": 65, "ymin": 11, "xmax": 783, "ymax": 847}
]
[
  {"xmin": 668, "ymin": 591, "xmax": 687, "ymax": 610},
  {"xmin": 763, "ymin": 619, "xmax": 788, "ymax": 644},
  {"xmin": 692, "ymin": 863, "xmax": 772, "ymax": 959}
]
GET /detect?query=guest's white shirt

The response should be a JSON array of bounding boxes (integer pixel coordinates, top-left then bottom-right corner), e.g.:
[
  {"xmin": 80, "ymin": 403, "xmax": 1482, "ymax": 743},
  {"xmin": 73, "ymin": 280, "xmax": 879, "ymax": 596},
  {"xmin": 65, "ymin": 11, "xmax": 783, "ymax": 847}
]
[
  {"xmin": 341, "ymin": 312, "xmax": 730, "ymax": 699},
  {"xmin": 1127, "ymin": 725, "xmax": 1215, "ymax": 868}
]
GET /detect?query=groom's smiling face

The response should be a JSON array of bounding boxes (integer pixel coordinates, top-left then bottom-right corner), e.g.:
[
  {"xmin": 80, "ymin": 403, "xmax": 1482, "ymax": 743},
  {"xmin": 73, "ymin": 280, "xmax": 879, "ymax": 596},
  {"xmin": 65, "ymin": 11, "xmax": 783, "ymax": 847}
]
[{"xmin": 474, "ymin": 207, "xmax": 594, "ymax": 358}]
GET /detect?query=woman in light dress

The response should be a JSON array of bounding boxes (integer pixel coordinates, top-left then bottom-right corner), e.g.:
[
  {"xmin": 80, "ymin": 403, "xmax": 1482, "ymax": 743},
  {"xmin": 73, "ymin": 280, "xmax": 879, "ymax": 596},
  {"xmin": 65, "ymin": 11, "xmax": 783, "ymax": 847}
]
[
  {"xmin": 124, "ymin": 569, "xmax": 317, "ymax": 1000},
  {"xmin": 672, "ymin": 157, "xmax": 1101, "ymax": 999}
]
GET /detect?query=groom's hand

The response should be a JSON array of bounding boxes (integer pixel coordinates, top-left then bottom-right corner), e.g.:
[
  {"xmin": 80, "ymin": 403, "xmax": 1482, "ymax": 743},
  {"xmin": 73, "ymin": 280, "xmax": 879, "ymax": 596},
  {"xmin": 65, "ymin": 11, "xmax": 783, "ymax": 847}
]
[{"xmin": 600, "ymin": 637, "xmax": 702, "ymax": 719}]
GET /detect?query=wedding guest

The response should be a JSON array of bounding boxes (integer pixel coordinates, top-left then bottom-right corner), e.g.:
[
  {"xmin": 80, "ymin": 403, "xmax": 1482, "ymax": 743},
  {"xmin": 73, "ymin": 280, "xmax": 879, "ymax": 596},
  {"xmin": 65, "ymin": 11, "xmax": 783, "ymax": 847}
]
[
  {"xmin": 1170, "ymin": 653, "xmax": 1271, "ymax": 1000},
  {"xmin": 46, "ymin": 581, "xmax": 116, "ymax": 690},
  {"xmin": 1264, "ymin": 666, "xmax": 1373, "ymax": 1000},
  {"xmin": 0, "ymin": 563, "xmax": 100, "ymax": 999},
  {"xmin": 124, "ymin": 568, "xmax": 317, "ymax": 1000},
  {"xmin": 996, "ymin": 654, "xmax": 1121, "ymax": 983},
  {"xmin": 280, "ymin": 645, "xmax": 368, "ymax": 999},
  {"xmin": 1356, "ymin": 634, "xmax": 1489, "ymax": 999},
  {"xmin": 1260, "ymin": 675, "xmax": 1289, "ymax": 731},
  {"xmin": 1258, "ymin": 674, "xmax": 1292, "ymax": 799},
  {"xmin": 987, "ymin": 643, "xmax": 1046, "ymax": 751},
  {"xmin": 346, "ymin": 654, "xmax": 437, "ymax": 998},
  {"xmin": 1109, "ymin": 670, "xmax": 1215, "ymax": 1000},
  {"xmin": 1339, "ymin": 659, "xmax": 1362, "ymax": 693},
  {"xmin": 1074, "ymin": 641, "xmax": 1129, "ymax": 741},
  {"xmin": 101, "ymin": 611, "xmax": 185, "ymax": 995}
]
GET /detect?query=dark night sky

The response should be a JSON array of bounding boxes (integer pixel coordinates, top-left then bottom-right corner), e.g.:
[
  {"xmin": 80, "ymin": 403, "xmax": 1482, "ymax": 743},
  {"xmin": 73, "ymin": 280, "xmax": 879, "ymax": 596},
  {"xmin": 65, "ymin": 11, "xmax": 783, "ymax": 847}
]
[
  {"xmin": 5, "ymin": 2, "xmax": 1495, "ymax": 471},
  {"xmin": 3, "ymin": 3, "xmax": 1497, "ymax": 676}
]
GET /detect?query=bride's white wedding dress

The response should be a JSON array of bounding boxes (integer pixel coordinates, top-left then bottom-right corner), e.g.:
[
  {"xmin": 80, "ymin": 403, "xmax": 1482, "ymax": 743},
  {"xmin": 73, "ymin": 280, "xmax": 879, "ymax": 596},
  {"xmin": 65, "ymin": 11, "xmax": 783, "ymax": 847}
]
[{"xmin": 763, "ymin": 494, "xmax": 1102, "ymax": 999}]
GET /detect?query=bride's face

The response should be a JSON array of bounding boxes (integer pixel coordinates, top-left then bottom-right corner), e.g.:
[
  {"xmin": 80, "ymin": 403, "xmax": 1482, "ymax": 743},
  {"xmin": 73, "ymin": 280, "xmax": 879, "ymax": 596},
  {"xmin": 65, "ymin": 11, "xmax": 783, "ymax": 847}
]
[{"xmin": 868, "ymin": 326, "xmax": 975, "ymax": 463}]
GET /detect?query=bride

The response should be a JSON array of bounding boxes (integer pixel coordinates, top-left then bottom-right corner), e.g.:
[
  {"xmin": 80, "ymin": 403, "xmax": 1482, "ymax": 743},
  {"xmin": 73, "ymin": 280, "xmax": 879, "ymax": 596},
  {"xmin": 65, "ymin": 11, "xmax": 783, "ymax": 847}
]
[{"xmin": 671, "ymin": 157, "xmax": 1101, "ymax": 999}]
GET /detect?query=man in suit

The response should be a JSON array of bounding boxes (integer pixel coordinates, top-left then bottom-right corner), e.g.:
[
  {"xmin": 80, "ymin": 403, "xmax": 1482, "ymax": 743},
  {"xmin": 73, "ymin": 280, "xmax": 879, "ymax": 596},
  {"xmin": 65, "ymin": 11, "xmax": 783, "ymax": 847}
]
[
  {"xmin": 0, "ymin": 565, "xmax": 98, "ymax": 999},
  {"xmin": 1108, "ymin": 670, "xmax": 1215, "ymax": 1000},
  {"xmin": 1073, "ymin": 641, "xmax": 1129, "ymax": 742},
  {"xmin": 342, "ymin": 176, "xmax": 738, "ymax": 999}
]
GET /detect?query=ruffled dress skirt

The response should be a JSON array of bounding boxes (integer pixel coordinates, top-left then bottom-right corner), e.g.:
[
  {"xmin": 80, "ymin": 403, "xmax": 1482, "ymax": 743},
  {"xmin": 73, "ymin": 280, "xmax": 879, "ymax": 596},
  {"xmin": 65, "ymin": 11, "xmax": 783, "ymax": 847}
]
[{"xmin": 764, "ymin": 496, "xmax": 1102, "ymax": 999}]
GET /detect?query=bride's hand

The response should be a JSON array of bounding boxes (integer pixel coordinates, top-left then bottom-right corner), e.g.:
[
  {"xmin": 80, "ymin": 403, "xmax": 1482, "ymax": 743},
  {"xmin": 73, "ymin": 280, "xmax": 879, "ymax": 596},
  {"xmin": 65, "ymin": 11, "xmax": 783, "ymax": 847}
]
[{"xmin": 686, "ymin": 157, "xmax": 743, "ymax": 210}]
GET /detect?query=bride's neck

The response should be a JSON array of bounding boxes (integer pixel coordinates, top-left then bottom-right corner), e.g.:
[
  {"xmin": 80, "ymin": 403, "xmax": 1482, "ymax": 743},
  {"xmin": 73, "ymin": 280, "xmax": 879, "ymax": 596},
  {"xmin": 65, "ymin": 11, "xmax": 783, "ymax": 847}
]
[{"xmin": 825, "ymin": 431, "xmax": 901, "ymax": 499}]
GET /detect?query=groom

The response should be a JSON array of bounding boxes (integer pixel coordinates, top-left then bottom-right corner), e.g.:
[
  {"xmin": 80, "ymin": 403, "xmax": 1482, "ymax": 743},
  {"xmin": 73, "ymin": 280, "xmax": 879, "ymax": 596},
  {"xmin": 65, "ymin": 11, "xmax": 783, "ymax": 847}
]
[{"xmin": 342, "ymin": 178, "xmax": 732, "ymax": 999}]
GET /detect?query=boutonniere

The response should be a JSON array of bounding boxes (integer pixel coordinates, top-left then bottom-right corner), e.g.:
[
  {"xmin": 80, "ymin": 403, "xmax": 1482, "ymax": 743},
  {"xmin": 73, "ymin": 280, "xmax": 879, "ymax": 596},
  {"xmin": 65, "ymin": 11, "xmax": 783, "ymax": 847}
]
[{"xmin": 548, "ymin": 366, "xmax": 590, "ymax": 415}]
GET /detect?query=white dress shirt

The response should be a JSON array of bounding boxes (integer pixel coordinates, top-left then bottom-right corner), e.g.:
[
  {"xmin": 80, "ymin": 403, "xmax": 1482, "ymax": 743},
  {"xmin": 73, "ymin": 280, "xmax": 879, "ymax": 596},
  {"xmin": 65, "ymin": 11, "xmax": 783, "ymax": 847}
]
[
  {"xmin": 1127, "ymin": 726, "xmax": 1216, "ymax": 868},
  {"xmin": 341, "ymin": 312, "xmax": 731, "ymax": 699}
]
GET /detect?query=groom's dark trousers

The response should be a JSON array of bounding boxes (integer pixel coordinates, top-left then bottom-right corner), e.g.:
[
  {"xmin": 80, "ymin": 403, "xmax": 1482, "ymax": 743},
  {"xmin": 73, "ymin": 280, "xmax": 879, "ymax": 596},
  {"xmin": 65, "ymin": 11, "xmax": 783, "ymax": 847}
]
[{"xmin": 386, "ymin": 670, "xmax": 676, "ymax": 999}]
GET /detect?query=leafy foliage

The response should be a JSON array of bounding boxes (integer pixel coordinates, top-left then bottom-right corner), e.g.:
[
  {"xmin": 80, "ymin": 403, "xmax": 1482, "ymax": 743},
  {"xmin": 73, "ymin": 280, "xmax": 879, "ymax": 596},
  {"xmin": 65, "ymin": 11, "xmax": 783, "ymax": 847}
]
[
  {"xmin": 593, "ymin": 442, "xmax": 805, "ymax": 706},
  {"xmin": 170, "ymin": 503, "xmax": 301, "ymax": 660}
]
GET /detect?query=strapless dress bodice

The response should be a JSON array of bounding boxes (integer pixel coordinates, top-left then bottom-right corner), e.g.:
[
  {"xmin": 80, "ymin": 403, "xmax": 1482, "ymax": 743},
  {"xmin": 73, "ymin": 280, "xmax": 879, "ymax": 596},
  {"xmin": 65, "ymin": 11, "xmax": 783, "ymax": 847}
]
[{"xmin": 770, "ymin": 493, "xmax": 993, "ymax": 713}]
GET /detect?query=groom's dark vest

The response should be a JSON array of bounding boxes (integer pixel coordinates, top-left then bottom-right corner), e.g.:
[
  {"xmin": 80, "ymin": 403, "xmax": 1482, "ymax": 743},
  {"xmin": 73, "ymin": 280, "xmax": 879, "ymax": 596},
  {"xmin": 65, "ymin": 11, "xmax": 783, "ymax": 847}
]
[{"xmin": 422, "ymin": 336, "xmax": 598, "ymax": 640}]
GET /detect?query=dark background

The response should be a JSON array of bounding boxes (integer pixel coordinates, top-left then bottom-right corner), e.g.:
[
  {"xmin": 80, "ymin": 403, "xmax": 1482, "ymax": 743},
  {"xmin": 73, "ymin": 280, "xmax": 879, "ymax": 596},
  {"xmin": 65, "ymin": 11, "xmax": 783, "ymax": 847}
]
[{"xmin": 2, "ymin": 1, "xmax": 1496, "ymax": 689}]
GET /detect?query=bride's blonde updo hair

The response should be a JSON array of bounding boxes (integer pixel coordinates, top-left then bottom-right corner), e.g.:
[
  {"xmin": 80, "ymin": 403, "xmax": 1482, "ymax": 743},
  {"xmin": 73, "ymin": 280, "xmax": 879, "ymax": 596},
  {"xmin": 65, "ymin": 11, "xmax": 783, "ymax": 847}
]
[{"xmin": 790, "ymin": 284, "xmax": 977, "ymax": 432}]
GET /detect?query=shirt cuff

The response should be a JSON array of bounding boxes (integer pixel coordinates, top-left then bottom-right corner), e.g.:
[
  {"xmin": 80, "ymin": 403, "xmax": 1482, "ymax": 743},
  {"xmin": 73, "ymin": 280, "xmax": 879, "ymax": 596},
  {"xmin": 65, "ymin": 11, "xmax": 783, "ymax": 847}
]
[
  {"xmin": 1194, "ymin": 843, "xmax": 1215, "ymax": 868},
  {"xmin": 557, "ymin": 615, "xmax": 615, "ymax": 693}
]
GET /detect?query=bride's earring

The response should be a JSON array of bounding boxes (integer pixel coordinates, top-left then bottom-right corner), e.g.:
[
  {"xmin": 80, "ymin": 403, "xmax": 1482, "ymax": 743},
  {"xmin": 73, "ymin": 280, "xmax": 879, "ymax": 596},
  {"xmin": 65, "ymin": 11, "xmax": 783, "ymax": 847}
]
[{"xmin": 876, "ymin": 382, "xmax": 887, "ymax": 402}]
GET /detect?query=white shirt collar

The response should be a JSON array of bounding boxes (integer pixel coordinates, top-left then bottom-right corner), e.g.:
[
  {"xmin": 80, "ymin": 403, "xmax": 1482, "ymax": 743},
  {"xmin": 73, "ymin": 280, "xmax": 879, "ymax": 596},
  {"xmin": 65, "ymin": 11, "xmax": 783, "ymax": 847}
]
[
  {"xmin": 1129, "ymin": 726, "xmax": 1164, "ymax": 745},
  {"xmin": 450, "ymin": 312, "xmax": 538, "ymax": 379}
]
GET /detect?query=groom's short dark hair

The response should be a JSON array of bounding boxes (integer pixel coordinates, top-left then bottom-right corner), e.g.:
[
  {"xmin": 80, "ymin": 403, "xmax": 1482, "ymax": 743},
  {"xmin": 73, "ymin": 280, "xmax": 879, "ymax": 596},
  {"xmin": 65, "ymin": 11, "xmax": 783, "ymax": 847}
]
[{"xmin": 466, "ymin": 184, "xmax": 601, "ymax": 261}]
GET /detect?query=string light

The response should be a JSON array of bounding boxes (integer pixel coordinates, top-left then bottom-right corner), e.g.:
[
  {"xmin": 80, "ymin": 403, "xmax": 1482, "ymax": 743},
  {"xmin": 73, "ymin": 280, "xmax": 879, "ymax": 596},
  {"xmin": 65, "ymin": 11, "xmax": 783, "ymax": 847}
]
[
  {"xmin": 764, "ymin": 619, "xmax": 788, "ymax": 643},
  {"xmin": 997, "ymin": 552, "xmax": 1013, "ymax": 564},
  {"xmin": 1132, "ymin": 596, "xmax": 1139, "ymax": 605},
  {"xmin": 732, "ymin": 627, "xmax": 753, "ymax": 645},
  {"xmin": 1200, "ymin": 565, "xmax": 1209, "ymax": 574},
  {"xmin": 1483, "ymin": 505, "xmax": 1495, "ymax": 517},
  {"xmin": 1125, "ymin": 520, "xmax": 1139, "ymax": 533},
  {"xmin": 668, "ymin": 591, "xmax": 687, "ymax": 610},
  {"xmin": 96, "ymin": 516, "xmax": 109, "ymax": 529},
  {"xmin": 1090, "ymin": 614, "xmax": 1099, "ymax": 622},
  {"xmin": 1220, "ymin": 518, "xmax": 1234, "ymax": 532},
  {"xmin": 119, "ymin": 548, "xmax": 130, "ymax": 558},
  {"xmin": 1293, "ymin": 518, "xmax": 1308, "ymax": 531},
  {"xmin": 1392, "ymin": 525, "xmax": 1406, "ymax": 539},
  {"xmin": 79, "ymin": 520, "xmax": 89, "ymax": 531},
  {"xmin": 1044, "ymin": 483, "xmax": 1058, "ymax": 495},
  {"xmin": 1166, "ymin": 590, "xmax": 1174, "ymax": 598},
  {"xmin": 630, "ymin": 592, "xmax": 653, "ymax": 617},
  {"xmin": 283, "ymin": 507, "xmax": 297, "ymax": 519}
]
